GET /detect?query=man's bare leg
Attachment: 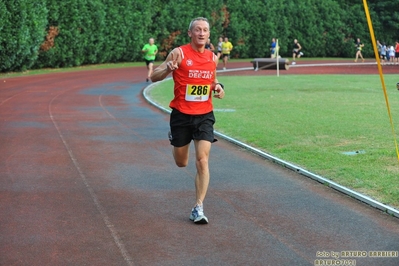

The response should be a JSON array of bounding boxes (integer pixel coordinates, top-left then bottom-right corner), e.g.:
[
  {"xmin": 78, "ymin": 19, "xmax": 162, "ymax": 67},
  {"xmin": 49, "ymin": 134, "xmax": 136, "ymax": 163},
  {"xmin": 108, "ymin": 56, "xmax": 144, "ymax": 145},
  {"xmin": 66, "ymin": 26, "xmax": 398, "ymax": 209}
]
[
  {"xmin": 172, "ymin": 140, "xmax": 211, "ymax": 223},
  {"xmin": 193, "ymin": 140, "xmax": 211, "ymax": 205},
  {"xmin": 223, "ymin": 56, "xmax": 227, "ymax": 69},
  {"xmin": 148, "ymin": 62, "xmax": 154, "ymax": 80},
  {"xmin": 172, "ymin": 144, "xmax": 190, "ymax": 167}
]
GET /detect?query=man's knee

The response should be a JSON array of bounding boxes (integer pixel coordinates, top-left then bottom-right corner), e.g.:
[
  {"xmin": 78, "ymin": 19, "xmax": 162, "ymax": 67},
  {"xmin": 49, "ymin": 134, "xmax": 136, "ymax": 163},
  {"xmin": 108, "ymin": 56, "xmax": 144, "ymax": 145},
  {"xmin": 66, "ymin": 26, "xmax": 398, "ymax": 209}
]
[
  {"xmin": 175, "ymin": 160, "xmax": 188, "ymax": 167},
  {"xmin": 173, "ymin": 146, "xmax": 189, "ymax": 167},
  {"xmin": 195, "ymin": 155, "xmax": 209, "ymax": 170}
]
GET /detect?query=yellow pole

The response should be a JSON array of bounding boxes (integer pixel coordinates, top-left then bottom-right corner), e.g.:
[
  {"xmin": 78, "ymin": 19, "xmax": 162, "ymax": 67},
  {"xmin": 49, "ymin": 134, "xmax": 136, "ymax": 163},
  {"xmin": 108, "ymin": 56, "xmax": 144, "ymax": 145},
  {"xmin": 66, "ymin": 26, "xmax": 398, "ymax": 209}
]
[{"xmin": 363, "ymin": 0, "xmax": 399, "ymax": 161}]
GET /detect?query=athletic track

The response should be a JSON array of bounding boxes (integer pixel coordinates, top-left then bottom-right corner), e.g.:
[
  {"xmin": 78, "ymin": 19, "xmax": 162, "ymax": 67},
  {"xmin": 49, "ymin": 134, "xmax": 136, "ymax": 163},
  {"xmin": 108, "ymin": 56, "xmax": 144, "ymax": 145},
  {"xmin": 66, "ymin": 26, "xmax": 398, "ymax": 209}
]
[{"xmin": 1, "ymin": 60, "xmax": 398, "ymax": 266}]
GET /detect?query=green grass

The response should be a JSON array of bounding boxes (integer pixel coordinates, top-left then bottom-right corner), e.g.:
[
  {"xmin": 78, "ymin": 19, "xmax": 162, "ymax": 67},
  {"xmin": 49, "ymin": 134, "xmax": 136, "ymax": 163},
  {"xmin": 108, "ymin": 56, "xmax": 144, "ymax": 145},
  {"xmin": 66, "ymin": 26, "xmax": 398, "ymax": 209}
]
[{"xmin": 148, "ymin": 74, "xmax": 399, "ymax": 209}]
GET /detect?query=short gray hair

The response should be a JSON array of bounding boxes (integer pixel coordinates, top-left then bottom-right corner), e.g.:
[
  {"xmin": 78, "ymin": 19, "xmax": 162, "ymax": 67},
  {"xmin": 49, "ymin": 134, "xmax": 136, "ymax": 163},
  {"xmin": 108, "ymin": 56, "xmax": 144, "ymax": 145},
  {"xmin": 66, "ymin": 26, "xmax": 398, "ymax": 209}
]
[{"xmin": 188, "ymin": 17, "xmax": 209, "ymax": 31}]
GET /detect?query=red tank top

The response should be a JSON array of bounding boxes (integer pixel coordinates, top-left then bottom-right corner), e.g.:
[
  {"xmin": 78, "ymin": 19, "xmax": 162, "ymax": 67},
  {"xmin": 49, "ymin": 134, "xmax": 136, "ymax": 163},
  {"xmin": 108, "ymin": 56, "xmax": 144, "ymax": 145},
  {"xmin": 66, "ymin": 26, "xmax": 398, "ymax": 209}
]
[{"xmin": 169, "ymin": 44, "xmax": 216, "ymax": 115}]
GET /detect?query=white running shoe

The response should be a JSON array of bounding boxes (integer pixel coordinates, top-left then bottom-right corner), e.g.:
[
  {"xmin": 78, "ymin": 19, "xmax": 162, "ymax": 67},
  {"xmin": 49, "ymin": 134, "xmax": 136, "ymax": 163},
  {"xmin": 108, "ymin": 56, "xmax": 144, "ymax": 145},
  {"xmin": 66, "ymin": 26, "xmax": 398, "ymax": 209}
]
[
  {"xmin": 223, "ymin": 67, "xmax": 226, "ymax": 70},
  {"xmin": 299, "ymin": 52, "xmax": 304, "ymax": 56},
  {"xmin": 292, "ymin": 61, "xmax": 296, "ymax": 65},
  {"xmin": 189, "ymin": 204, "xmax": 208, "ymax": 224}
]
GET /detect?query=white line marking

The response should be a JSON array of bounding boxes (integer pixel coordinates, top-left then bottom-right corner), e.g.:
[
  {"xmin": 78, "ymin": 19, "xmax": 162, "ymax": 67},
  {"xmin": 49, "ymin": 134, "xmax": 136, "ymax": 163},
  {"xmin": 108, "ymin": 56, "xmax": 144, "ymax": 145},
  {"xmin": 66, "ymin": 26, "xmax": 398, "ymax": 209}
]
[
  {"xmin": 290, "ymin": 62, "xmax": 378, "ymax": 67},
  {"xmin": 49, "ymin": 90, "xmax": 134, "ymax": 266}
]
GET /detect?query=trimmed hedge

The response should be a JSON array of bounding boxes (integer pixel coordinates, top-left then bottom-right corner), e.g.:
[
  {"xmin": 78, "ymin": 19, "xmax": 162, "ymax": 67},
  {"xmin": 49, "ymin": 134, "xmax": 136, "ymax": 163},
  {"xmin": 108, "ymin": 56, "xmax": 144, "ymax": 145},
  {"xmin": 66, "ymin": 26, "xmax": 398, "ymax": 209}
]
[{"xmin": 1, "ymin": 0, "xmax": 398, "ymax": 72}]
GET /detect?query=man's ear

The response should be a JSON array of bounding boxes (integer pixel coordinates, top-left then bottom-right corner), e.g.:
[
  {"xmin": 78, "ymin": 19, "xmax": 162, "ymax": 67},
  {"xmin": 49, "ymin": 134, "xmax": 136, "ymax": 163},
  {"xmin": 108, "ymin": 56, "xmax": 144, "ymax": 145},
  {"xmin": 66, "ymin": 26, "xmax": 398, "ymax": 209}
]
[{"xmin": 188, "ymin": 30, "xmax": 192, "ymax": 38}]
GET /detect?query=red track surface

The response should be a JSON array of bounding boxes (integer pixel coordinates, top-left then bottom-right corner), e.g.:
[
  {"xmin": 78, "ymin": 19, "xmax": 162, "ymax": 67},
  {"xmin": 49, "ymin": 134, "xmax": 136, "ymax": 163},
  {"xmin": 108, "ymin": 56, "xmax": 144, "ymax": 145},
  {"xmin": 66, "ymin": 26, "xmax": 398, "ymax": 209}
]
[{"xmin": 1, "ymin": 61, "xmax": 399, "ymax": 266}]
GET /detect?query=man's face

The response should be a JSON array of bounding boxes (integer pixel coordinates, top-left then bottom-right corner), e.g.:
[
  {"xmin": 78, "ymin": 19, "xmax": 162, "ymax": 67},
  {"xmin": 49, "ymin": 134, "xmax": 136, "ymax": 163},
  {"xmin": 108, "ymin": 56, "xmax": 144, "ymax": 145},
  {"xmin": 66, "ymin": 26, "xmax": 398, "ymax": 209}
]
[
  {"xmin": 149, "ymin": 38, "xmax": 154, "ymax": 45},
  {"xmin": 188, "ymin": 20, "xmax": 210, "ymax": 46}
]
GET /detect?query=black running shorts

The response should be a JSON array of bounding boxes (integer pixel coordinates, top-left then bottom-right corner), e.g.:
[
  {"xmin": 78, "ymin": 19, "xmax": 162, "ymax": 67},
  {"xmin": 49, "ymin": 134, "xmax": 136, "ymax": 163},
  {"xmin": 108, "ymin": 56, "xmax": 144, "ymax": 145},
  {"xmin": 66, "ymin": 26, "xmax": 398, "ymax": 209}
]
[
  {"xmin": 144, "ymin": 59, "xmax": 154, "ymax": 66},
  {"xmin": 169, "ymin": 108, "xmax": 216, "ymax": 147}
]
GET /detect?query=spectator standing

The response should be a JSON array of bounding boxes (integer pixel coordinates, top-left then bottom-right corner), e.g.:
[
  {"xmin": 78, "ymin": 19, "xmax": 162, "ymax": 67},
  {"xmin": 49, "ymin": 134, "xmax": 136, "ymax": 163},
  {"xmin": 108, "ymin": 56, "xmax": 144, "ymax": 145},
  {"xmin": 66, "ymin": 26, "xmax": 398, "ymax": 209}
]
[
  {"xmin": 389, "ymin": 45, "xmax": 395, "ymax": 64},
  {"xmin": 270, "ymin": 38, "xmax": 277, "ymax": 58},
  {"xmin": 377, "ymin": 40, "xmax": 382, "ymax": 59},
  {"xmin": 386, "ymin": 44, "xmax": 391, "ymax": 62},
  {"xmin": 395, "ymin": 41, "xmax": 399, "ymax": 65},
  {"xmin": 380, "ymin": 42, "xmax": 387, "ymax": 64}
]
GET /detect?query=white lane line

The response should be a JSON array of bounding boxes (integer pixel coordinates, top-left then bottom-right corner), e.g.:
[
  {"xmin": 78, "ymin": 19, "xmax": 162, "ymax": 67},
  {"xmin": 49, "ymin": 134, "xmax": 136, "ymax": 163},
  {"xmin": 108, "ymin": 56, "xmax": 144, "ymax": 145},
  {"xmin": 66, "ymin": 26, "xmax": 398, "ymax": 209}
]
[{"xmin": 49, "ymin": 90, "xmax": 134, "ymax": 266}]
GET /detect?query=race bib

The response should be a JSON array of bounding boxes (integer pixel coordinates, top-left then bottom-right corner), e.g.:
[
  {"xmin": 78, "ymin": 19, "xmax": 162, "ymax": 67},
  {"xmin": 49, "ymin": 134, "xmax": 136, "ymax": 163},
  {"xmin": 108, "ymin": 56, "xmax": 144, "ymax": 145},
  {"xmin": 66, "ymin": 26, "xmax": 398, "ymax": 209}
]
[{"xmin": 185, "ymin": 84, "xmax": 210, "ymax": 102}]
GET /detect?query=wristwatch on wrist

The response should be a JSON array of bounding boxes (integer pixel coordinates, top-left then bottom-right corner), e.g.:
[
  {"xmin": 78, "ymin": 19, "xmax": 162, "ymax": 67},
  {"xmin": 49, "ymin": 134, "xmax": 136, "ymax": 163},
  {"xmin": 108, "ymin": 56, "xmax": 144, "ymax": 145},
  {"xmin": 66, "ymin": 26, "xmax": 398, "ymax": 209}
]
[{"xmin": 215, "ymin": 83, "xmax": 224, "ymax": 91}]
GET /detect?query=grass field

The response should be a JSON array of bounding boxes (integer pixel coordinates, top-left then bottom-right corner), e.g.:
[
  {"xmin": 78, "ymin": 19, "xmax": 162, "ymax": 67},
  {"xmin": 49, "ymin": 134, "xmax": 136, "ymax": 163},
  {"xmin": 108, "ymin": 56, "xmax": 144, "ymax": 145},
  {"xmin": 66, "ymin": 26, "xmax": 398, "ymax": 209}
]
[{"xmin": 148, "ymin": 74, "xmax": 399, "ymax": 209}]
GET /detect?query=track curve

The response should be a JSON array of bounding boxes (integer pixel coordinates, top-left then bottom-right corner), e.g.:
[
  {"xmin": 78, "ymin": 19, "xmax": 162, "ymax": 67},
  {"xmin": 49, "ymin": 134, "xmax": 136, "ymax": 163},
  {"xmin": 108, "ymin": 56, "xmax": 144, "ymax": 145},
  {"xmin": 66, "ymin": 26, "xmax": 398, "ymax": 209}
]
[{"xmin": 1, "ymin": 62, "xmax": 398, "ymax": 266}]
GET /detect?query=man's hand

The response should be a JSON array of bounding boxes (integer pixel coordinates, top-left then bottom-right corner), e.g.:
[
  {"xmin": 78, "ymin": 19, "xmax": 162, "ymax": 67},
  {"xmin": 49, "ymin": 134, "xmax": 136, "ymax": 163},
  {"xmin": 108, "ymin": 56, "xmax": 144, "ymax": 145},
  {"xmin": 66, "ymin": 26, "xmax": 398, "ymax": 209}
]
[
  {"xmin": 151, "ymin": 49, "xmax": 179, "ymax": 82},
  {"xmin": 166, "ymin": 53, "xmax": 179, "ymax": 71},
  {"xmin": 213, "ymin": 84, "xmax": 225, "ymax": 99}
]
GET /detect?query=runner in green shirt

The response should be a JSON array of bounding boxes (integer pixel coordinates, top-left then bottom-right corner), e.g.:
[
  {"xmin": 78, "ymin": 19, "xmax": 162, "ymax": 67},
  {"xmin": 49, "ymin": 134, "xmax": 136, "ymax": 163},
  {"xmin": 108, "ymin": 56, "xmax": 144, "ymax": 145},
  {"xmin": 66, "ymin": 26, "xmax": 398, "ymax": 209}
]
[{"xmin": 142, "ymin": 38, "xmax": 158, "ymax": 82}]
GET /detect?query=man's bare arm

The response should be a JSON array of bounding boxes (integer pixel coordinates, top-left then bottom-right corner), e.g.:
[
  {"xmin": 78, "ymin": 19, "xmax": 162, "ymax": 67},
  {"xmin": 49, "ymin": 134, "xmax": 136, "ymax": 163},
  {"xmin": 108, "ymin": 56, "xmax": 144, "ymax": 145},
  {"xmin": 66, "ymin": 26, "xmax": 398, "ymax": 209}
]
[
  {"xmin": 151, "ymin": 49, "xmax": 180, "ymax": 82},
  {"xmin": 212, "ymin": 54, "xmax": 225, "ymax": 99}
]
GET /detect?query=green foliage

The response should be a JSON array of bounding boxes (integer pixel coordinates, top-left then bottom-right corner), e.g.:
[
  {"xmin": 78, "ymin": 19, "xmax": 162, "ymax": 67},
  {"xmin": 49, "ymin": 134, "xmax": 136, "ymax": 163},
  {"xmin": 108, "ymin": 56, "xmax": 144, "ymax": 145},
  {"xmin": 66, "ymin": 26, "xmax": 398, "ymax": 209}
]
[
  {"xmin": 100, "ymin": 0, "xmax": 148, "ymax": 62},
  {"xmin": 1, "ymin": 0, "xmax": 399, "ymax": 72},
  {"xmin": 81, "ymin": 0, "xmax": 107, "ymax": 64},
  {"xmin": 147, "ymin": 0, "xmax": 226, "ymax": 58},
  {"xmin": 369, "ymin": 0, "xmax": 399, "ymax": 46},
  {"xmin": 0, "ymin": 1, "xmax": 47, "ymax": 72}
]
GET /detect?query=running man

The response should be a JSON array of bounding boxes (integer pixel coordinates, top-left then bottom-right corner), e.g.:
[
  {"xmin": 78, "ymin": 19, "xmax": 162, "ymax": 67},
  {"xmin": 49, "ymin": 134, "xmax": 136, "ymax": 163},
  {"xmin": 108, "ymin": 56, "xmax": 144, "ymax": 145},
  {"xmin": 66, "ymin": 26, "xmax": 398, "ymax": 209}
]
[
  {"xmin": 221, "ymin": 37, "xmax": 233, "ymax": 70},
  {"xmin": 354, "ymin": 38, "xmax": 365, "ymax": 62},
  {"xmin": 142, "ymin": 38, "xmax": 158, "ymax": 82},
  {"xmin": 205, "ymin": 38, "xmax": 215, "ymax": 52},
  {"xmin": 216, "ymin": 36, "xmax": 223, "ymax": 60},
  {"xmin": 292, "ymin": 39, "xmax": 302, "ymax": 65},
  {"xmin": 151, "ymin": 17, "xmax": 225, "ymax": 224}
]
